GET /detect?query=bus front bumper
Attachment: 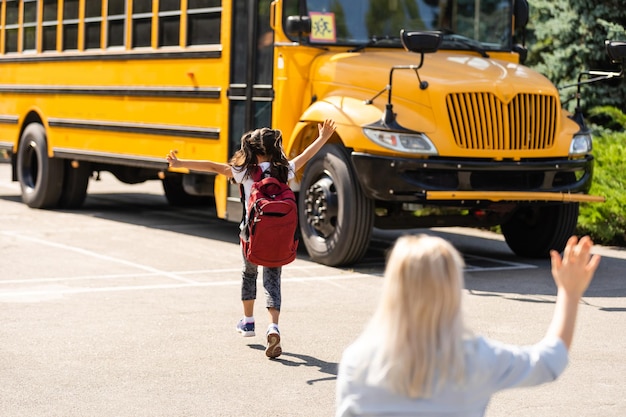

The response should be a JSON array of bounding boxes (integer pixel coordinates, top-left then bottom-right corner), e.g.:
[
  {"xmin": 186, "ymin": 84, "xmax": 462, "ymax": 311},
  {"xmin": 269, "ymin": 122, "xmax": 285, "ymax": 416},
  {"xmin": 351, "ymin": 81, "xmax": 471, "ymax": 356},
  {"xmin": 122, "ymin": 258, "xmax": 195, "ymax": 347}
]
[{"xmin": 351, "ymin": 152, "xmax": 604, "ymax": 204}]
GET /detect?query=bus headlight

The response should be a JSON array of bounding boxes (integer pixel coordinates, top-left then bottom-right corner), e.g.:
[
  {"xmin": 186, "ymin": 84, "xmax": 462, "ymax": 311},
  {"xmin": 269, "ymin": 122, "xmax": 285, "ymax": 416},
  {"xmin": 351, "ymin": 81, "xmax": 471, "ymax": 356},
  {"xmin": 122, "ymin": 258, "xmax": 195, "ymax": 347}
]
[
  {"xmin": 363, "ymin": 128, "xmax": 438, "ymax": 155},
  {"xmin": 569, "ymin": 132, "xmax": 592, "ymax": 156}
]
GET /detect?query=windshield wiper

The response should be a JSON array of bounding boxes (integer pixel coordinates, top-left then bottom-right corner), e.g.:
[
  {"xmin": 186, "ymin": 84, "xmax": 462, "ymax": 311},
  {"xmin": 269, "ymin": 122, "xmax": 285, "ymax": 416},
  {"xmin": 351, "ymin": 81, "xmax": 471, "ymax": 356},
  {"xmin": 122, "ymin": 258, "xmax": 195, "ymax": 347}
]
[
  {"xmin": 348, "ymin": 36, "xmax": 401, "ymax": 53},
  {"xmin": 442, "ymin": 33, "xmax": 490, "ymax": 58}
]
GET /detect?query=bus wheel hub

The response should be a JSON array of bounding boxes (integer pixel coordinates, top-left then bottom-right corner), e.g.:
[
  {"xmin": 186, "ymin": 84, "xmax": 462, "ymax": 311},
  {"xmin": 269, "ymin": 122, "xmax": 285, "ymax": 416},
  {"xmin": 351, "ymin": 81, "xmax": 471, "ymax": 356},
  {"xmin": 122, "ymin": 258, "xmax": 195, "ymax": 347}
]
[{"xmin": 304, "ymin": 176, "xmax": 338, "ymax": 238}]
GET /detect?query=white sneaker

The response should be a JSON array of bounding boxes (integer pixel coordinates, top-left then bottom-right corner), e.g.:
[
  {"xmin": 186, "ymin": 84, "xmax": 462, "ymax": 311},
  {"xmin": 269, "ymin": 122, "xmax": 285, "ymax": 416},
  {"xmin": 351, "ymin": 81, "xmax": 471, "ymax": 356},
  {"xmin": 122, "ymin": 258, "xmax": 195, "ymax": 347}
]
[
  {"xmin": 236, "ymin": 318, "xmax": 255, "ymax": 337},
  {"xmin": 265, "ymin": 326, "xmax": 282, "ymax": 358}
]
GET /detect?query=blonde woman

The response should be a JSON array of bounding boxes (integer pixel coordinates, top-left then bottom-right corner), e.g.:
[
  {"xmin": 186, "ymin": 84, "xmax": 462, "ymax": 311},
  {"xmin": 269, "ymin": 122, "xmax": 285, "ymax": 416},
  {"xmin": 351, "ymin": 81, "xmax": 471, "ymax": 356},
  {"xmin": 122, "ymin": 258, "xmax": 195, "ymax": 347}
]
[{"xmin": 336, "ymin": 234, "xmax": 600, "ymax": 416}]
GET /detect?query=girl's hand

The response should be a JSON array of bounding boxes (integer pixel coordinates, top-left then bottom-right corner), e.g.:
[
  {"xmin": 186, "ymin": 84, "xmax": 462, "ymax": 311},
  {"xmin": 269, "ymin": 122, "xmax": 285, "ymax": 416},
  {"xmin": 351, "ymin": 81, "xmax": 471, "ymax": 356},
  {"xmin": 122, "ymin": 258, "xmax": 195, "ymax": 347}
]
[
  {"xmin": 291, "ymin": 119, "xmax": 338, "ymax": 171},
  {"xmin": 166, "ymin": 150, "xmax": 180, "ymax": 168},
  {"xmin": 318, "ymin": 119, "xmax": 337, "ymax": 141}
]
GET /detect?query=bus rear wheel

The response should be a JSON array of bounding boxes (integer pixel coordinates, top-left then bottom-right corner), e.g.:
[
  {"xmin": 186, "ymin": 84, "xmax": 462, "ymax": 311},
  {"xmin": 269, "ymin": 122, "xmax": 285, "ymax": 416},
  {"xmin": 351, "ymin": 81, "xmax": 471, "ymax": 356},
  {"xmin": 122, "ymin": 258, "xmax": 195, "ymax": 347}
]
[
  {"xmin": 58, "ymin": 160, "xmax": 92, "ymax": 209},
  {"xmin": 298, "ymin": 144, "xmax": 374, "ymax": 266},
  {"xmin": 501, "ymin": 203, "xmax": 579, "ymax": 258},
  {"xmin": 17, "ymin": 123, "xmax": 64, "ymax": 209},
  {"xmin": 162, "ymin": 174, "xmax": 214, "ymax": 206}
]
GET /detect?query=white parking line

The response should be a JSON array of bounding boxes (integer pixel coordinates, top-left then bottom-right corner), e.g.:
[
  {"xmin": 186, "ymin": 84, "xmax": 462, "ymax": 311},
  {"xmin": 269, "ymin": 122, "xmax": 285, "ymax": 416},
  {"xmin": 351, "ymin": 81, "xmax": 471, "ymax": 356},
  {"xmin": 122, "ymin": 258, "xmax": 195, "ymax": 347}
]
[
  {"xmin": 0, "ymin": 272, "xmax": 376, "ymax": 301},
  {"xmin": 2, "ymin": 231, "xmax": 199, "ymax": 284},
  {"xmin": 0, "ymin": 271, "xmax": 186, "ymax": 285},
  {"xmin": 0, "ymin": 230, "xmax": 537, "ymax": 303},
  {"xmin": 463, "ymin": 254, "xmax": 537, "ymax": 272},
  {"xmin": 0, "ymin": 264, "xmax": 334, "ymax": 285}
]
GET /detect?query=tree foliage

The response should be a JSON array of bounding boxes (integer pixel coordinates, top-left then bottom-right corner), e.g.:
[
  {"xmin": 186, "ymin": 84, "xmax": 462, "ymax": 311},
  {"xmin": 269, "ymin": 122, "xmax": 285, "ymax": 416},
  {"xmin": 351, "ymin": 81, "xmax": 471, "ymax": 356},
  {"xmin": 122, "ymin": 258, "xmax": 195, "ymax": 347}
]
[{"xmin": 524, "ymin": 0, "xmax": 626, "ymax": 113}]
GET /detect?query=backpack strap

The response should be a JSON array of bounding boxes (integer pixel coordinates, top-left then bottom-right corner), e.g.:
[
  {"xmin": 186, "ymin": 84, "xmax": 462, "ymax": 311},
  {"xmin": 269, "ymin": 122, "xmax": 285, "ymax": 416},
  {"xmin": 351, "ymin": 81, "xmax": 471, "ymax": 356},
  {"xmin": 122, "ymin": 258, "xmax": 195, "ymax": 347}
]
[
  {"xmin": 239, "ymin": 182, "xmax": 246, "ymax": 225},
  {"xmin": 239, "ymin": 166, "xmax": 268, "ymax": 225}
]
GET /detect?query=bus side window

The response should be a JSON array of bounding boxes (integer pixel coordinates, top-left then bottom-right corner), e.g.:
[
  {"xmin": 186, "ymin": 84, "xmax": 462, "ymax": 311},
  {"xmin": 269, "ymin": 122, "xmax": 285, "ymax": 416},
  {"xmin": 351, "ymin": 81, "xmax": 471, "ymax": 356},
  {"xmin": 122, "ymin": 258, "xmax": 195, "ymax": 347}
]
[
  {"xmin": 42, "ymin": 0, "xmax": 58, "ymax": 52},
  {"xmin": 158, "ymin": 0, "xmax": 181, "ymax": 47},
  {"xmin": 187, "ymin": 0, "xmax": 221, "ymax": 46},
  {"xmin": 256, "ymin": 0, "xmax": 274, "ymax": 85},
  {"xmin": 4, "ymin": 0, "xmax": 20, "ymax": 53},
  {"xmin": 84, "ymin": 0, "xmax": 103, "ymax": 50},
  {"xmin": 132, "ymin": 0, "xmax": 153, "ymax": 48},
  {"xmin": 107, "ymin": 0, "xmax": 126, "ymax": 48},
  {"xmin": 63, "ymin": 0, "xmax": 80, "ymax": 51}
]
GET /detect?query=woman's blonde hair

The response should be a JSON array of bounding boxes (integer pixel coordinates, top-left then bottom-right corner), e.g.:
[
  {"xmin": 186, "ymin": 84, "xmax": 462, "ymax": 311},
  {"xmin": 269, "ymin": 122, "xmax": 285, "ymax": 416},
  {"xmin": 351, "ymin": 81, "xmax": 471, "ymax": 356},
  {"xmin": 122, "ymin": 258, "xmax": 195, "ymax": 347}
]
[{"xmin": 363, "ymin": 234, "xmax": 466, "ymax": 398}]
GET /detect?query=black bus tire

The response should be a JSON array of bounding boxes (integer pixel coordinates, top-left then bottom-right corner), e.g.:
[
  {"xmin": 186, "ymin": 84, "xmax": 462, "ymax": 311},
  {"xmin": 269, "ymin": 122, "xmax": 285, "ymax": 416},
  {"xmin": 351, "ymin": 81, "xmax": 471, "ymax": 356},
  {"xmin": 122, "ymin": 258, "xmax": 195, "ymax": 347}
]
[
  {"xmin": 16, "ymin": 123, "xmax": 64, "ymax": 209},
  {"xmin": 58, "ymin": 160, "xmax": 91, "ymax": 209},
  {"xmin": 298, "ymin": 144, "xmax": 374, "ymax": 266},
  {"xmin": 501, "ymin": 203, "xmax": 579, "ymax": 258},
  {"xmin": 162, "ymin": 174, "xmax": 214, "ymax": 206}
]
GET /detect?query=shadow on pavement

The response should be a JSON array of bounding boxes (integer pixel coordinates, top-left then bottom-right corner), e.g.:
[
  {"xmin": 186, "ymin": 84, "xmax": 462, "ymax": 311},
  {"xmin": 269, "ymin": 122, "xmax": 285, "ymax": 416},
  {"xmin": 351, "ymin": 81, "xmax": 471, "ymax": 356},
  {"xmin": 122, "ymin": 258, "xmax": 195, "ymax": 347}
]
[
  {"xmin": 1, "ymin": 189, "xmax": 624, "ymax": 302},
  {"xmin": 248, "ymin": 343, "xmax": 338, "ymax": 385}
]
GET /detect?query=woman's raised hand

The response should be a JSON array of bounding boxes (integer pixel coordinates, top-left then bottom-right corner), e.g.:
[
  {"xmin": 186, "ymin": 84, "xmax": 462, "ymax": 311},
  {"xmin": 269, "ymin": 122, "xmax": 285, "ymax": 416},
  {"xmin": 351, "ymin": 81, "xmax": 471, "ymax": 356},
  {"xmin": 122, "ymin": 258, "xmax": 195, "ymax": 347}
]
[{"xmin": 550, "ymin": 235, "xmax": 601, "ymax": 298}]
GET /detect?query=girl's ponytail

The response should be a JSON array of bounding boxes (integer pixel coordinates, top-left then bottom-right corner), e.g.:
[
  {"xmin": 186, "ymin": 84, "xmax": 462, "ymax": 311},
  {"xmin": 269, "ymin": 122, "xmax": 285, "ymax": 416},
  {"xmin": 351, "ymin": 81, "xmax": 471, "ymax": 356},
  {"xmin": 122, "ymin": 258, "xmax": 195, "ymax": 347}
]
[{"xmin": 230, "ymin": 127, "xmax": 290, "ymax": 182}]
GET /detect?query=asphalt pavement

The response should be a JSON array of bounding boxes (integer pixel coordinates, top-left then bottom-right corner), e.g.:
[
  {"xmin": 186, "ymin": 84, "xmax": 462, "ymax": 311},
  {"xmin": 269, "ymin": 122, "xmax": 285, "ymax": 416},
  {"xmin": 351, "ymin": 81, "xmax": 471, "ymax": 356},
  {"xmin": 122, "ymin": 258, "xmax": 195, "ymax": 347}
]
[{"xmin": 0, "ymin": 162, "xmax": 624, "ymax": 417}]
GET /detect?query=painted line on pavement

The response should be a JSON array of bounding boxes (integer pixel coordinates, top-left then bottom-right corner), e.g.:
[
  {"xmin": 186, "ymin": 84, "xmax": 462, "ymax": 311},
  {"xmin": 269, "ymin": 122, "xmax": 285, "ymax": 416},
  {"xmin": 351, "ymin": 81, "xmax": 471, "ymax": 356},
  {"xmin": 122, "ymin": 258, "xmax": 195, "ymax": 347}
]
[
  {"xmin": 0, "ymin": 272, "xmax": 377, "ymax": 301},
  {"xmin": 0, "ymin": 264, "xmax": 334, "ymax": 285},
  {"xmin": 1, "ymin": 231, "xmax": 199, "ymax": 284},
  {"xmin": 463, "ymin": 254, "xmax": 537, "ymax": 272}
]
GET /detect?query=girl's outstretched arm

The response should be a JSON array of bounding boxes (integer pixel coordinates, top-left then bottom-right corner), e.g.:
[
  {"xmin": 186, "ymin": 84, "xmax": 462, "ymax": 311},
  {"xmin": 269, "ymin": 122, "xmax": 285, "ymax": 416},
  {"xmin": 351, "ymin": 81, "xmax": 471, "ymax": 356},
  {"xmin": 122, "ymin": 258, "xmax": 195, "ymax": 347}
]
[
  {"xmin": 166, "ymin": 150, "xmax": 233, "ymax": 178},
  {"xmin": 291, "ymin": 119, "xmax": 337, "ymax": 172},
  {"xmin": 546, "ymin": 235, "xmax": 601, "ymax": 349}
]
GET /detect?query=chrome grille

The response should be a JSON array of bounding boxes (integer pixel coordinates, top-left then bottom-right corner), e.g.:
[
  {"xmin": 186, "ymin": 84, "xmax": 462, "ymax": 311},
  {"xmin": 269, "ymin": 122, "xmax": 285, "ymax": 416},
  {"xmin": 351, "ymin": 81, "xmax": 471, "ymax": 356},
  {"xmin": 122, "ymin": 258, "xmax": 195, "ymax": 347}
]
[{"xmin": 446, "ymin": 93, "xmax": 558, "ymax": 150}]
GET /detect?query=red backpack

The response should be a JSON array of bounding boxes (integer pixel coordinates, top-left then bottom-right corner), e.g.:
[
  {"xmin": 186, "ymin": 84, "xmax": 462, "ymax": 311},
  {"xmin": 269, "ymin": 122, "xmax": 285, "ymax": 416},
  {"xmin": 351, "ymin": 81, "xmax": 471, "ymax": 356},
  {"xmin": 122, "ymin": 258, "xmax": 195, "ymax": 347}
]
[{"xmin": 240, "ymin": 167, "xmax": 299, "ymax": 267}]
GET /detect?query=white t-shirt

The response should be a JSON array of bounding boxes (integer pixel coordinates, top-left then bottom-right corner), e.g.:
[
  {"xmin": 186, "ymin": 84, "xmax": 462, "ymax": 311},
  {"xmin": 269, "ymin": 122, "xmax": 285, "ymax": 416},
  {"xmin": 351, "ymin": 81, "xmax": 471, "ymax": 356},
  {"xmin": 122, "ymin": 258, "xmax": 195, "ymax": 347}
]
[{"xmin": 232, "ymin": 161, "xmax": 296, "ymax": 222}]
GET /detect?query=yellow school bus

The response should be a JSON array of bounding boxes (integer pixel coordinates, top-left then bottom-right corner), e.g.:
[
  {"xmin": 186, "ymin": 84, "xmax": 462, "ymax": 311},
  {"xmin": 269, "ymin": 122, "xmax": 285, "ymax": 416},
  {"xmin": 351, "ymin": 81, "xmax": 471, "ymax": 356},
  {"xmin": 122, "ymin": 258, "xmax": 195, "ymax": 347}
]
[{"xmin": 0, "ymin": 0, "xmax": 623, "ymax": 266}]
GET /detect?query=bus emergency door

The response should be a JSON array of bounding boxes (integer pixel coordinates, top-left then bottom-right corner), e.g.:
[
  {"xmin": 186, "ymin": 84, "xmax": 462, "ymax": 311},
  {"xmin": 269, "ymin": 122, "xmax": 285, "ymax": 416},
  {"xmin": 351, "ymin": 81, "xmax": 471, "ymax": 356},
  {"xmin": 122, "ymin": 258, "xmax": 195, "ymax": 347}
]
[{"xmin": 226, "ymin": 0, "xmax": 275, "ymax": 218}]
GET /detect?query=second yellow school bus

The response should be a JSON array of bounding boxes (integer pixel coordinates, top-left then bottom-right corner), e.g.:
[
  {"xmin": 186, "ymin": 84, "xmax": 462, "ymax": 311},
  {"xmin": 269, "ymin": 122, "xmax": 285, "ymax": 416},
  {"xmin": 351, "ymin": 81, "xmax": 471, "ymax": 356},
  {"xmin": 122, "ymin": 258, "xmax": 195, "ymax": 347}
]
[{"xmin": 0, "ymin": 0, "xmax": 623, "ymax": 266}]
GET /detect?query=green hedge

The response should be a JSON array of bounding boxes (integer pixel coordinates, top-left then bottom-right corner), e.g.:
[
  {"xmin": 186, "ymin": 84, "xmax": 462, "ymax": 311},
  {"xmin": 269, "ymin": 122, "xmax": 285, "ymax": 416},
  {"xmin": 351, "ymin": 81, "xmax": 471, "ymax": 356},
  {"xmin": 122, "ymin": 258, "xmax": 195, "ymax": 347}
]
[{"xmin": 576, "ymin": 107, "xmax": 626, "ymax": 246}]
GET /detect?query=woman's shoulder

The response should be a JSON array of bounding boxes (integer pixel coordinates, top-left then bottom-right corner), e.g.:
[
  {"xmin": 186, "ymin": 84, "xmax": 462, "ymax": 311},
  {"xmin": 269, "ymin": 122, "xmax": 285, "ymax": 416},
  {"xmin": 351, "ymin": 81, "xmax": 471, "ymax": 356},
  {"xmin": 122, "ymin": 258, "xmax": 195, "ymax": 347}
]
[
  {"xmin": 464, "ymin": 336, "xmax": 516, "ymax": 362},
  {"xmin": 340, "ymin": 334, "xmax": 378, "ymax": 368},
  {"xmin": 462, "ymin": 335, "xmax": 516, "ymax": 377}
]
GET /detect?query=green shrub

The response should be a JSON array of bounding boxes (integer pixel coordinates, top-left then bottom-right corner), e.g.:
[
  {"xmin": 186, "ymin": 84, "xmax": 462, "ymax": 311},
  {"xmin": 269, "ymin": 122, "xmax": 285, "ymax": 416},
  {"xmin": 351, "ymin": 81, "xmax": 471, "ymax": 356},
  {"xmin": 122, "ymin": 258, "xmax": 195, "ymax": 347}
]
[
  {"xmin": 576, "ymin": 110, "xmax": 626, "ymax": 245},
  {"xmin": 588, "ymin": 106, "xmax": 626, "ymax": 132}
]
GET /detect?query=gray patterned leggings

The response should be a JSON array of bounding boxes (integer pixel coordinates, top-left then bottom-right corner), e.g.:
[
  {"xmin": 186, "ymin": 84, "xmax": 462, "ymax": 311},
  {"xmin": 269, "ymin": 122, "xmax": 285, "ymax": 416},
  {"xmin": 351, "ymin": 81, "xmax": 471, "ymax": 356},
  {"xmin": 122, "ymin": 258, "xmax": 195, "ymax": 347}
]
[{"xmin": 241, "ymin": 247, "xmax": 282, "ymax": 311}]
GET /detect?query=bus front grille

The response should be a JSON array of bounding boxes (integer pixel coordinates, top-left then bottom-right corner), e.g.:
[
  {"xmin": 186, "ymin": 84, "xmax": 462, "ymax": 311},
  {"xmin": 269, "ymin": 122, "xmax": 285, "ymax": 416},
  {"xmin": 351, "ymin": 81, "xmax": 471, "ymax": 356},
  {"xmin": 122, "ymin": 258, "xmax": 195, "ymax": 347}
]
[{"xmin": 446, "ymin": 93, "xmax": 558, "ymax": 150}]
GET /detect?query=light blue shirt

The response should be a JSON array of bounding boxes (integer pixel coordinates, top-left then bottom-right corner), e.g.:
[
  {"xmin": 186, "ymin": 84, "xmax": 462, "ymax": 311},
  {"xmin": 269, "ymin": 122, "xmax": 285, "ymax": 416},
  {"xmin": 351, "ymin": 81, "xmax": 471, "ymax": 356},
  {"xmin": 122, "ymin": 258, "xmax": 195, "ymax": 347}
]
[{"xmin": 336, "ymin": 336, "xmax": 568, "ymax": 417}]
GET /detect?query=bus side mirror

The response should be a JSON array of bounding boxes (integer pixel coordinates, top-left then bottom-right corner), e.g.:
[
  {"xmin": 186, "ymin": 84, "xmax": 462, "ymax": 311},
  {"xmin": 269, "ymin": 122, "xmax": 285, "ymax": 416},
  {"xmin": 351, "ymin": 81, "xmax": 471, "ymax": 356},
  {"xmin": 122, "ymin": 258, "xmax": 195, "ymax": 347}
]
[
  {"xmin": 400, "ymin": 30, "xmax": 442, "ymax": 54},
  {"xmin": 513, "ymin": 44, "xmax": 528, "ymax": 64},
  {"xmin": 285, "ymin": 16, "xmax": 312, "ymax": 38},
  {"xmin": 606, "ymin": 40, "xmax": 626, "ymax": 64},
  {"xmin": 513, "ymin": 0, "xmax": 529, "ymax": 30}
]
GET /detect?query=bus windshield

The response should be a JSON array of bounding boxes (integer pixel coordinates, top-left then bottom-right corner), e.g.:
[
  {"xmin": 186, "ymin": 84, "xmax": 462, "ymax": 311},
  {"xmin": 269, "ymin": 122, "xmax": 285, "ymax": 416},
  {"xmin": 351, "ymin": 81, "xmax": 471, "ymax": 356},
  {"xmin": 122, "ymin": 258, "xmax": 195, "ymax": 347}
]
[{"xmin": 284, "ymin": 0, "xmax": 513, "ymax": 52}]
